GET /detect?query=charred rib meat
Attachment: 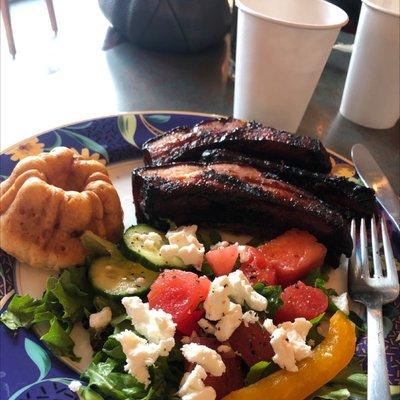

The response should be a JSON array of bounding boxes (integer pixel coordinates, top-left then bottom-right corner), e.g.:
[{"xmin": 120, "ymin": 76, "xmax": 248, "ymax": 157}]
[
  {"xmin": 142, "ymin": 117, "xmax": 332, "ymax": 173},
  {"xmin": 200, "ymin": 149, "xmax": 375, "ymax": 220},
  {"xmin": 132, "ymin": 163, "xmax": 352, "ymax": 262}
]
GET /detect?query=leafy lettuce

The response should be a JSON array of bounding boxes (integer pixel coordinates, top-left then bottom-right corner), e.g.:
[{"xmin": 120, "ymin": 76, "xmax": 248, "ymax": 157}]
[
  {"xmin": 82, "ymin": 333, "xmax": 184, "ymax": 400},
  {"xmin": 253, "ymin": 283, "xmax": 283, "ymax": 317},
  {"xmin": 0, "ymin": 267, "xmax": 95, "ymax": 359}
]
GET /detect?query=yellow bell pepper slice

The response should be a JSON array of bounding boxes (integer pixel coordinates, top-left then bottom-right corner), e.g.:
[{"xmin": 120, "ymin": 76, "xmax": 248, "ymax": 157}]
[{"xmin": 223, "ymin": 311, "xmax": 356, "ymax": 400}]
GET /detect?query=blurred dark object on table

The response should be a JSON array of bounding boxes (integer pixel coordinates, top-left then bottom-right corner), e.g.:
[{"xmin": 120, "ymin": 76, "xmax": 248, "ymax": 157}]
[
  {"xmin": 327, "ymin": 0, "xmax": 361, "ymax": 33},
  {"xmin": 98, "ymin": 0, "xmax": 231, "ymax": 53}
]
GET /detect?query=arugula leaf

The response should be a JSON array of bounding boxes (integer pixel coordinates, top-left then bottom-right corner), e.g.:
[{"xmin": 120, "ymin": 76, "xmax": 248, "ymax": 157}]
[
  {"xmin": 200, "ymin": 261, "xmax": 215, "ymax": 279},
  {"xmin": 83, "ymin": 339, "xmax": 185, "ymax": 400},
  {"xmin": 197, "ymin": 229, "xmax": 222, "ymax": 251},
  {"xmin": 244, "ymin": 360, "xmax": 279, "ymax": 386},
  {"xmin": 307, "ymin": 313, "xmax": 326, "ymax": 347},
  {"xmin": 1, "ymin": 266, "xmax": 95, "ymax": 360},
  {"xmin": 79, "ymin": 387, "xmax": 106, "ymax": 400},
  {"xmin": 94, "ymin": 295, "xmax": 125, "ymax": 317},
  {"xmin": 310, "ymin": 359, "xmax": 367, "ymax": 400},
  {"xmin": 348, "ymin": 311, "xmax": 367, "ymax": 335},
  {"xmin": 83, "ymin": 358, "xmax": 144, "ymax": 400},
  {"xmin": 102, "ymin": 337, "xmax": 126, "ymax": 362},
  {"xmin": 0, "ymin": 294, "xmax": 40, "ymax": 329},
  {"xmin": 253, "ymin": 283, "xmax": 283, "ymax": 316},
  {"xmin": 41, "ymin": 318, "xmax": 79, "ymax": 360}
]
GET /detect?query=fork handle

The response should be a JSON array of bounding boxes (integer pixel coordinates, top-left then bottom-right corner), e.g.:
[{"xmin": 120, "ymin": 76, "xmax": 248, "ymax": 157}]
[{"xmin": 367, "ymin": 306, "xmax": 391, "ymax": 400}]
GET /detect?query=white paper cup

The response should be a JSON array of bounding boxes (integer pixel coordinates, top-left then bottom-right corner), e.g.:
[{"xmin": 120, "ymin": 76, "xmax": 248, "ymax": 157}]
[
  {"xmin": 340, "ymin": 0, "xmax": 400, "ymax": 129},
  {"xmin": 233, "ymin": 0, "xmax": 348, "ymax": 132}
]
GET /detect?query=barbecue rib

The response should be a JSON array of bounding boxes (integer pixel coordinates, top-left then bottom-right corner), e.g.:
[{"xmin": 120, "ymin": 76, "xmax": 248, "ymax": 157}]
[
  {"xmin": 200, "ymin": 149, "xmax": 375, "ymax": 220},
  {"xmin": 142, "ymin": 117, "xmax": 332, "ymax": 173},
  {"xmin": 132, "ymin": 163, "xmax": 352, "ymax": 263}
]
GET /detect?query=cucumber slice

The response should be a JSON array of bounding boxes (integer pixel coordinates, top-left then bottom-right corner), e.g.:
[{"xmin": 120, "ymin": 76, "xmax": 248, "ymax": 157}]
[
  {"xmin": 81, "ymin": 230, "xmax": 121, "ymax": 258},
  {"xmin": 120, "ymin": 224, "xmax": 186, "ymax": 271},
  {"xmin": 89, "ymin": 256, "xmax": 158, "ymax": 297}
]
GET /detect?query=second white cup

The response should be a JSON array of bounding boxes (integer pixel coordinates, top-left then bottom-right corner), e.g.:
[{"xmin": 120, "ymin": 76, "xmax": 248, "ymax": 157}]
[
  {"xmin": 340, "ymin": 0, "xmax": 400, "ymax": 129},
  {"xmin": 233, "ymin": 0, "xmax": 348, "ymax": 132}
]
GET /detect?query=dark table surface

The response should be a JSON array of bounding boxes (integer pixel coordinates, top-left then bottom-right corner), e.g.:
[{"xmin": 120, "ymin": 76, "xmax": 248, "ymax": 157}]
[{"xmin": 105, "ymin": 32, "xmax": 399, "ymax": 193}]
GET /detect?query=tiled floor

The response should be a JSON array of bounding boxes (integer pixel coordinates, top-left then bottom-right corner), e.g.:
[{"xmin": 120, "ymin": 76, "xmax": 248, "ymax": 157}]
[
  {"xmin": 1, "ymin": 0, "xmax": 235, "ymax": 150},
  {"xmin": 1, "ymin": 0, "xmax": 121, "ymax": 149}
]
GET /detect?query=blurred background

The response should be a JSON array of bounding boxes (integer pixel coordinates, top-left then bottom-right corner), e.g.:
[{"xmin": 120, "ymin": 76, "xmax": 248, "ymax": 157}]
[{"xmin": 1, "ymin": 0, "xmax": 399, "ymax": 190}]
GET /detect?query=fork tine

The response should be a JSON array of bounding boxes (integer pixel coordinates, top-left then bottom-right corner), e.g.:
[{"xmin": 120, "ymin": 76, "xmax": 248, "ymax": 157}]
[
  {"xmin": 371, "ymin": 216, "xmax": 383, "ymax": 277},
  {"xmin": 349, "ymin": 219, "xmax": 361, "ymax": 282},
  {"xmin": 360, "ymin": 218, "xmax": 370, "ymax": 277},
  {"xmin": 381, "ymin": 218, "xmax": 398, "ymax": 283}
]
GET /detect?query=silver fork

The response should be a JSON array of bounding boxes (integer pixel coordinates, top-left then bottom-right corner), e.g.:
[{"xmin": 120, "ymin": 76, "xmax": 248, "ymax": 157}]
[{"xmin": 348, "ymin": 217, "xmax": 399, "ymax": 400}]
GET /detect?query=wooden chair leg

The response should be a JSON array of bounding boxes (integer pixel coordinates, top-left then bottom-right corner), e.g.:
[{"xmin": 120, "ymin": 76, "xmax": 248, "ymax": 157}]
[
  {"xmin": 45, "ymin": 0, "xmax": 58, "ymax": 34},
  {"xmin": 1, "ymin": 0, "xmax": 16, "ymax": 57}
]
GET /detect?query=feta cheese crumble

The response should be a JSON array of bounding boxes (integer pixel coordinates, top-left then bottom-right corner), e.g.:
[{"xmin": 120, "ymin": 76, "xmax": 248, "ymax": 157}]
[
  {"xmin": 68, "ymin": 380, "xmax": 82, "ymax": 393},
  {"xmin": 178, "ymin": 365, "xmax": 216, "ymax": 400},
  {"xmin": 122, "ymin": 296, "xmax": 176, "ymax": 343},
  {"xmin": 263, "ymin": 318, "xmax": 313, "ymax": 372},
  {"xmin": 89, "ymin": 306, "xmax": 112, "ymax": 330},
  {"xmin": 160, "ymin": 225, "xmax": 205, "ymax": 270},
  {"xmin": 210, "ymin": 241, "xmax": 230, "ymax": 250},
  {"xmin": 201, "ymin": 270, "xmax": 267, "ymax": 341},
  {"xmin": 116, "ymin": 330, "xmax": 175, "ymax": 387},
  {"xmin": 116, "ymin": 297, "xmax": 176, "ymax": 387},
  {"xmin": 217, "ymin": 344, "xmax": 233, "ymax": 354},
  {"xmin": 227, "ymin": 270, "xmax": 267, "ymax": 311},
  {"xmin": 182, "ymin": 343, "xmax": 226, "ymax": 377},
  {"xmin": 209, "ymin": 242, "xmax": 249, "ymax": 263},
  {"xmin": 214, "ymin": 302, "xmax": 243, "ymax": 342},
  {"xmin": 204, "ymin": 275, "xmax": 231, "ymax": 321},
  {"xmin": 242, "ymin": 310, "xmax": 259, "ymax": 327},
  {"xmin": 331, "ymin": 292, "xmax": 349, "ymax": 315},
  {"xmin": 198, "ymin": 318, "xmax": 216, "ymax": 335}
]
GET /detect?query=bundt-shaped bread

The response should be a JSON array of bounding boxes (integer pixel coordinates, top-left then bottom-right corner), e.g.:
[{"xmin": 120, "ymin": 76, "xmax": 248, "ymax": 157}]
[{"xmin": 0, "ymin": 147, "xmax": 123, "ymax": 270}]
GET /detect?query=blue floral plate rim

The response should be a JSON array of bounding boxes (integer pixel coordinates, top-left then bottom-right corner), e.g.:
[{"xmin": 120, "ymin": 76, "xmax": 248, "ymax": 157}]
[{"xmin": 0, "ymin": 111, "xmax": 398, "ymax": 400}]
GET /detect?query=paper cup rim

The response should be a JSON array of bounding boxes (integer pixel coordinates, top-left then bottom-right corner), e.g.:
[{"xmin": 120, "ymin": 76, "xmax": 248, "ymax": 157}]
[
  {"xmin": 236, "ymin": 0, "xmax": 349, "ymax": 30},
  {"xmin": 362, "ymin": 0, "xmax": 400, "ymax": 17}
]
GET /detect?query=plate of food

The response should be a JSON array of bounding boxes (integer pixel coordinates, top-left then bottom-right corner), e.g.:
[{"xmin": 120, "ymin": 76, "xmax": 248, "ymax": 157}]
[{"xmin": 0, "ymin": 111, "xmax": 399, "ymax": 400}]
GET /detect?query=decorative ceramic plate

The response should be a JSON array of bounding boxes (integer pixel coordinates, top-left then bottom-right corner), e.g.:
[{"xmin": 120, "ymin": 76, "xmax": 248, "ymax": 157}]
[{"xmin": 0, "ymin": 112, "xmax": 399, "ymax": 400}]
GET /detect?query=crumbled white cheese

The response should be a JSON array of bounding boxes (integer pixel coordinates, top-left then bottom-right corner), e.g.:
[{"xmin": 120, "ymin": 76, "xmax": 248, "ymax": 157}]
[
  {"xmin": 116, "ymin": 330, "xmax": 174, "ymax": 387},
  {"xmin": 227, "ymin": 270, "xmax": 267, "ymax": 311},
  {"xmin": 160, "ymin": 225, "xmax": 205, "ymax": 270},
  {"xmin": 217, "ymin": 344, "xmax": 233, "ymax": 354},
  {"xmin": 215, "ymin": 302, "xmax": 243, "ymax": 342},
  {"xmin": 210, "ymin": 242, "xmax": 249, "ymax": 264},
  {"xmin": 242, "ymin": 310, "xmax": 259, "ymax": 327},
  {"xmin": 68, "ymin": 380, "xmax": 82, "ymax": 393},
  {"xmin": 121, "ymin": 296, "xmax": 176, "ymax": 343},
  {"xmin": 210, "ymin": 241, "xmax": 230, "ymax": 250},
  {"xmin": 132, "ymin": 231, "xmax": 163, "ymax": 250},
  {"xmin": 237, "ymin": 245, "xmax": 250, "ymax": 263},
  {"xmin": 178, "ymin": 365, "xmax": 216, "ymax": 400},
  {"xmin": 89, "ymin": 306, "xmax": 112, "ymax": 330},
  {"xmin": 331, "ymin": 292, "xmax": 349, "ymax": 315},
  {"xmin": 117, "ymin": 297, "xmax": 176, "ymax": 387},
  {"xmin": 198, "ymin": 319, "xmax": 216, "ymax": 335},
  {"xmin": 263, "ymin": 318, "xmax": 313, "ymax": 372},
  {"xmin": 204, "ymin": 276, "xmax": 231, "ymax": 321},
  {"xmin": 201, "ymin": 271, "xmax": 266, "ymax": 341},
  {"xmin": 182, "ymin": 343, "xmax": 226, "ymax": 377}
]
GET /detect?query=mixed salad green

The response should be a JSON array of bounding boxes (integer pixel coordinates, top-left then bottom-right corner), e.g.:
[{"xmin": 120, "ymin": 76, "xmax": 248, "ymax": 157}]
[{"xmin": 0, "ymin": 226, "xmax": 370, "ymax": 400}]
